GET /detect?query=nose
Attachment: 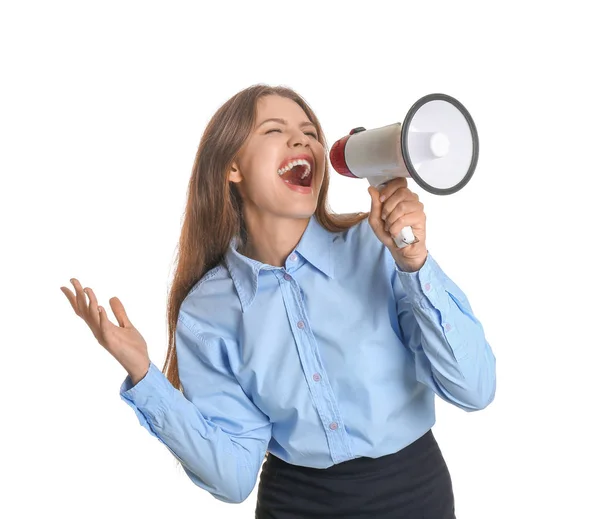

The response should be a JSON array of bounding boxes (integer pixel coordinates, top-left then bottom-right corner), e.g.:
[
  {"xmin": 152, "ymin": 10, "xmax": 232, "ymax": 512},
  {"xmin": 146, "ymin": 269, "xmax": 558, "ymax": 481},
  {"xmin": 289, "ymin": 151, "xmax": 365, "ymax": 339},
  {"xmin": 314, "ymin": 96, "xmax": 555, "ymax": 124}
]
[{"xmin": 289, "ymin": 128, "xmax": 310, "ymax": 147}]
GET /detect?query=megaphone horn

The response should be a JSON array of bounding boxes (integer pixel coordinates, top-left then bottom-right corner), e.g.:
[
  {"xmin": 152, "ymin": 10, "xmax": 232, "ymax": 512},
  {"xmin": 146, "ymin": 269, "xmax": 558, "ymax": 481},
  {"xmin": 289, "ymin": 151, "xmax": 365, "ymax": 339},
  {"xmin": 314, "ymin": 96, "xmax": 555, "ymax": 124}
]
[{"xmin": 330, "ymin": 93, "xmax": 479, "ymax": 249}]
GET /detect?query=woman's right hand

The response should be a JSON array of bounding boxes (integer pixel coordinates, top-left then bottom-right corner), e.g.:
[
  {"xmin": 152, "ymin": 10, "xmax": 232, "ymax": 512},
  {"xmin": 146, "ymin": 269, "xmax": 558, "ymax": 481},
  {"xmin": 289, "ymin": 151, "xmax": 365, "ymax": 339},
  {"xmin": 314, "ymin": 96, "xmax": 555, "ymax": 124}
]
[{"xmin": 61, "ymin": 278, "xmax": 151, "ymax": 385}]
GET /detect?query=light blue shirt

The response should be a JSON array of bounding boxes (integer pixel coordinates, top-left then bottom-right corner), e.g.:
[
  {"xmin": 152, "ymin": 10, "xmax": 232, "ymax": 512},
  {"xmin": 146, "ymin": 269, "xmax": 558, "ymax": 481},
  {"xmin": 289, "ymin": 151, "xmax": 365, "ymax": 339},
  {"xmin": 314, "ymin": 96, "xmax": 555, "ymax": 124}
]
[{"xmin": 120, "ymin": 215, "xmax": 496, "ymax": 504}]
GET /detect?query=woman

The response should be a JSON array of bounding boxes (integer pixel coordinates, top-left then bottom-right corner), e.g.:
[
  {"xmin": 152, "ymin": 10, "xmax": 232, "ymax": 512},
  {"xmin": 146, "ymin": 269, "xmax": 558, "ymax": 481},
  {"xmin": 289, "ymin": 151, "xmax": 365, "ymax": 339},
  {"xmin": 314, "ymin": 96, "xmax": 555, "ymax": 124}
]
[{"xmin": 61, "ymin": 84, "xmax": 496, "ymax": 518}]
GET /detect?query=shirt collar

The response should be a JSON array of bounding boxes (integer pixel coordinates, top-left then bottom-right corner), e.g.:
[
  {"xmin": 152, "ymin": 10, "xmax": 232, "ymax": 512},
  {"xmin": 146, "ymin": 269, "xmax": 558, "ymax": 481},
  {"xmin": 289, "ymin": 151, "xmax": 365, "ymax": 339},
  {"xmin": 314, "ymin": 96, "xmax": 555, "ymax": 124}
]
[
  {"xmin": 296, "ymin": 214, "xmax": 335, "ymax": 279},
  {"xmin": 224, "ymin": 215, "xmax": 335, "ymax": 312}
]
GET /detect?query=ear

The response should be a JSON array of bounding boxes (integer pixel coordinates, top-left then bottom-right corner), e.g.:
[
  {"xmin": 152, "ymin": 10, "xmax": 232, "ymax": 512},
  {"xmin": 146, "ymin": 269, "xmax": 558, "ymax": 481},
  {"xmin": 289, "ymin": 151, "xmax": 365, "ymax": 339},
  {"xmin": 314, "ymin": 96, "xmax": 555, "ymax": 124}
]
[{"xmin": 229, "ymin": 162, "xmax": 243, "ymax": 183}]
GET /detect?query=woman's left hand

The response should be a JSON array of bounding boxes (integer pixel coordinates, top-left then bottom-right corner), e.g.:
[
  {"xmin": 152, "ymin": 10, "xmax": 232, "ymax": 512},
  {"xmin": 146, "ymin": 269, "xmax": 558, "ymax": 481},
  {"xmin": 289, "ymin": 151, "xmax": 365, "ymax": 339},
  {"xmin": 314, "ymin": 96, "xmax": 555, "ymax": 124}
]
[{"xmin": 368, "ymin": 177, "xmax": 428, "ymax": 272}]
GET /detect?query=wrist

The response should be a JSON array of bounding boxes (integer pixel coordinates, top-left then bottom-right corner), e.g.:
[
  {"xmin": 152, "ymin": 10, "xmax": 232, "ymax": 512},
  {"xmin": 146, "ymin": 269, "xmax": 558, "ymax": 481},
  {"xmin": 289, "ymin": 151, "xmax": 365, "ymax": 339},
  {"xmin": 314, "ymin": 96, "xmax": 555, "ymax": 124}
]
[
  {"xmin": 128, "ymin": 360, "xmax": 150, "ymax": 386},
  {"xmin": 392, "ymin": 248, "xmax": 428, "ymax": 272}
]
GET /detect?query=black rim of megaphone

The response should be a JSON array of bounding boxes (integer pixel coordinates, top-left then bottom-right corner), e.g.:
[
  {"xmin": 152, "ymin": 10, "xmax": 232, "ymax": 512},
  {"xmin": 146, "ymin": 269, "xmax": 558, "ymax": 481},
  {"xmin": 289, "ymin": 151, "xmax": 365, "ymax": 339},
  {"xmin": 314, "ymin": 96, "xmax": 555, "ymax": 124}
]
[{"xmin": 400, "ymin": 93, "xmax": 479, "ymax": 196}]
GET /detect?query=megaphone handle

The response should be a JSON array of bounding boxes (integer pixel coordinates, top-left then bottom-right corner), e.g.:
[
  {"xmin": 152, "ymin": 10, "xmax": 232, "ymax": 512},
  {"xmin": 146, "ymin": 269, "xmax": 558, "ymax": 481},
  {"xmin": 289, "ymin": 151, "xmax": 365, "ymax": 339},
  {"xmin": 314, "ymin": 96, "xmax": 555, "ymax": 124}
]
[{"xmin": 371, "ymin": 180, "xmax": 419, "ymax": 250}]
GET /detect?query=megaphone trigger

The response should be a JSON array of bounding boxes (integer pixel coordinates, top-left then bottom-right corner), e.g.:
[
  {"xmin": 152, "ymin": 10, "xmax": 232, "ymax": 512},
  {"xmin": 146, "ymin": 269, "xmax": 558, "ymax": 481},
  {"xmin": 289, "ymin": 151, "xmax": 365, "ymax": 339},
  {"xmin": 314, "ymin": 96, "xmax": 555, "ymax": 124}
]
[{"xmin": 392, "ymin": 226, "xmax": 418, "ymax": 249}]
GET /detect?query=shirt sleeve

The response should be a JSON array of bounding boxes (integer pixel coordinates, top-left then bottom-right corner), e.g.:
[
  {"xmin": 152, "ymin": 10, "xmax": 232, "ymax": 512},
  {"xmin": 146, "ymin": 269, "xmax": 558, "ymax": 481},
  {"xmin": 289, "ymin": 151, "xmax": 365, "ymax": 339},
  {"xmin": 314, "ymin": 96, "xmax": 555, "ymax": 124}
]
[
  {"xmin": 119, "ymin": 313, "xmax": 272, "ymax": 504},
  {"xmin": 392, "ymin": 251, "xmax": 496, "ymax": 411}
]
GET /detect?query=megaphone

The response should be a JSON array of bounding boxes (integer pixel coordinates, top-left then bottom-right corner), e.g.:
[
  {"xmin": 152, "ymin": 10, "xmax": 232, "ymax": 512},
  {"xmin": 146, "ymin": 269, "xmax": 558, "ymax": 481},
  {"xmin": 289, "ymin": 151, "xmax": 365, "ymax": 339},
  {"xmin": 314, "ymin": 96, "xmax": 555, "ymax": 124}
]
[{"xmin": 329, "ymin": 93, "xmax": 479, "ymax": 249}]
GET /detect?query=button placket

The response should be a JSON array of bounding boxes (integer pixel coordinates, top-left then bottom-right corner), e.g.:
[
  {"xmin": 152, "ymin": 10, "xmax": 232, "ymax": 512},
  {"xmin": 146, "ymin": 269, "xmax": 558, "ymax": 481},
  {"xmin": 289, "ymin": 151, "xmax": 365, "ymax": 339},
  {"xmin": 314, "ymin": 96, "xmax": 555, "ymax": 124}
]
[{"xmin": 279, "ymin": 271, "xmax": 351, "ymax": 462}]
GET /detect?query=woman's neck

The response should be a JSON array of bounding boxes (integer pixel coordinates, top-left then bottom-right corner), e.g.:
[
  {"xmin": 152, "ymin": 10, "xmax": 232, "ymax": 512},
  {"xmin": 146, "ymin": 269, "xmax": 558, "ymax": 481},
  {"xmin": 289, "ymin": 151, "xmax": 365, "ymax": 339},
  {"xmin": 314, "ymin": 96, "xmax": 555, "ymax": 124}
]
[{"xmin": 240, "ymin": 212, "xmax": 311, "ymax": 267}]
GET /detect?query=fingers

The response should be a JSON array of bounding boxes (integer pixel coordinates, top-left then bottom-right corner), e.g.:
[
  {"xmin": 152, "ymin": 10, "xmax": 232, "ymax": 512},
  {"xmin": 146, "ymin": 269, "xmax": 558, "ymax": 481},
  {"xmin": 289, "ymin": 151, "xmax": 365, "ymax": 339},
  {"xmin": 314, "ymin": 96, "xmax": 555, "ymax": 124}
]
[
  {"xmin": 60, "ymin": 284, "xmax": 79, "ymax": 315},
  {"xmin": 76, "ymin": 279, "xmax": 92, "ymax": 318},
  {"xmin": 387, "ymin": 210, "xmax": 425, "ymax": 238},
  {"xmin": 381, "ymin": 185, "xmax": 418, "ymax": 214},
  {"xmin": 98, "ymin": 301, "xmax": 120, "ymax": 341},
  {"xmin": 368, "ymin": 178, "xmax": 427, "ymax": 259},
  {"xmin": 368, "ymin": 186, "xmax": 384, "ymax": 232},
  {"xmin": 98, "ymin": 301, "xmax": 107, "ymax": 333},
  {"xmin": 367, "ymin": 186, "xmax": 382, "ymax": 214},
  {"xmin": 109, "ymin": 297, "xmax": 131, "ymax": 329},
  {"xmin": 368, "ymin": 179, "xmax": 425, "ymax": 249},
  {"xmin": 65, "ymin": 278, "xmax": 88, "ymax": 318},
  {"xmin": 85, "ymin": 286, "xmax": 100, "ymax": 329},
  {"xmin": 62, "ymin": 278, "xmax": 132, "ymax": 331},
  {"xmin": 378, "ymin": 177, "xmax": 408, "ymax": 202},
  {"xmin": 383, "ymin": 200, "xmax": 423, "ymax": 232},
  {"xmin": 382, "ymin": 190, "xmax": 425, "ymax": 238},
  {"xmin": 368, "ymin": 186, "xmax": 394, "ymax": 248},
  {"xmin": 379, "ymin": 183, "xmax": 421, "ymax": 229}
]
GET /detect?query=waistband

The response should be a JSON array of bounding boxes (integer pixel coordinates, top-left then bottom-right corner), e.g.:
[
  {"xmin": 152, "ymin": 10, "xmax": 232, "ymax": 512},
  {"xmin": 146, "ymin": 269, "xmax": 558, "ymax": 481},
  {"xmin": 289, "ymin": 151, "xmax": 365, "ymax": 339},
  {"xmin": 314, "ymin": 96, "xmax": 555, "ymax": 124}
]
[{"xmin": 266, "ymin": 428, "xmax": 437, "ymax": 478}]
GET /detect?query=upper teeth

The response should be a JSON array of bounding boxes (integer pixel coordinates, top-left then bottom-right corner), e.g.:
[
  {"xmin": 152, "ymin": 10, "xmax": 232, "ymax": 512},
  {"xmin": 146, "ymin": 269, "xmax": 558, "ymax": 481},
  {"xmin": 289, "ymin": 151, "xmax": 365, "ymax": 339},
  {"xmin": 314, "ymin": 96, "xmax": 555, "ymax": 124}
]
[{"xmin": 278, "ymin": 159, "xmax": 312, "ymax": 179}]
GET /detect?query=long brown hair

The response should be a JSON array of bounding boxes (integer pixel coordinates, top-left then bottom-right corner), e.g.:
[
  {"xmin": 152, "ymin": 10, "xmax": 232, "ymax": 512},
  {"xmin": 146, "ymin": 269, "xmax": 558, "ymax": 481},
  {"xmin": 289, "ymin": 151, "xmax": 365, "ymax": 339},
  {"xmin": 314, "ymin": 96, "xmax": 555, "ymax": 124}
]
[{"xmin": 162, "ymin": 84, "xmax": 368, "ymax": 390}]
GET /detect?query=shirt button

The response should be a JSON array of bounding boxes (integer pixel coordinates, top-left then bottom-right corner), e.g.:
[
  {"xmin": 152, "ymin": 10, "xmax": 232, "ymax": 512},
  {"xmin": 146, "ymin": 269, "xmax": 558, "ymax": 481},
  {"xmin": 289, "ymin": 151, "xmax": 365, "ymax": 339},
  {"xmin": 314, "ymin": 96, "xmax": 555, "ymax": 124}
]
[
  {"xmin": 329, "ymin": 422, "xmax": 338, "ymax": 430},
  {"xmin": 290, "ymin": 253, "xmax": 298, "ymax": 261},
  {"xmin": 297, "ymin": 320, "xmax": 305, "ymax": 329},
  {"xmin": 444, "ymin": 323, "xmax": 452, "ymax": 332},
  {"xmin": 424, "ymin": 282, "xmax": 431, "ymax": 291},
  {"xmin": 313, "ymin": 373, "xmax": 321, "ymax": 382},
  {"xmin": 284, "ymin": 273, "xmax": 292, "ymax": 281}
]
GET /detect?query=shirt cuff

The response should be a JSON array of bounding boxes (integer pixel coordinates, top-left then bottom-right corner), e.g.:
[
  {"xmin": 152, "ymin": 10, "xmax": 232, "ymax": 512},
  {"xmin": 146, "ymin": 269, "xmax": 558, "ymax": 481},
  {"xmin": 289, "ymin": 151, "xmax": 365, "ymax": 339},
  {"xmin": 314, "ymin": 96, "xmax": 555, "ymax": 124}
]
[
  {"xmin": 119, "ymin": 362, "xmax": 173, "ymax": 429},
  {"xmin": 394, "ymin": 251, "xmax": 444, "ymax": 306}
]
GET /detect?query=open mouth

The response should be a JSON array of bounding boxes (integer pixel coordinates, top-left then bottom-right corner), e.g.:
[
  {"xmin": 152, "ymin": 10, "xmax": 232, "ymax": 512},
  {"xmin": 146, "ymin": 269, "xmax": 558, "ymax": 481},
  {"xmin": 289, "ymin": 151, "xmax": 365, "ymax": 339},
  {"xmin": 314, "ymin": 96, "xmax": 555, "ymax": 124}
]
[{"xmin": 278, "ymin": 158, "xmax": 313, "ymax": 188}]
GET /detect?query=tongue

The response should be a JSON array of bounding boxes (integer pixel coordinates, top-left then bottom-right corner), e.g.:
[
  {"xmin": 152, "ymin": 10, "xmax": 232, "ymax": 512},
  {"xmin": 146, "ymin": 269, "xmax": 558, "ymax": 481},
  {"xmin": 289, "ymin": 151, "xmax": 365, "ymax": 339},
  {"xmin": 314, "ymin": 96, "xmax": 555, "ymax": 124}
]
[{"xmin": 280, "ymin": 164, "xmax": 310, "ymax": 187}]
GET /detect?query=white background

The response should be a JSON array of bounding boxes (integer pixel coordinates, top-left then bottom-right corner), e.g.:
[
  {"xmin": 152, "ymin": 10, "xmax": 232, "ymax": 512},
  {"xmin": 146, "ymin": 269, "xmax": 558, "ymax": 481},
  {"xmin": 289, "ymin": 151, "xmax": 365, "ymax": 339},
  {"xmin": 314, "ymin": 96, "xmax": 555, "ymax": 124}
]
[{"xmin": 2, "ymin": 1, "xmax": 599, "ymax": 517}]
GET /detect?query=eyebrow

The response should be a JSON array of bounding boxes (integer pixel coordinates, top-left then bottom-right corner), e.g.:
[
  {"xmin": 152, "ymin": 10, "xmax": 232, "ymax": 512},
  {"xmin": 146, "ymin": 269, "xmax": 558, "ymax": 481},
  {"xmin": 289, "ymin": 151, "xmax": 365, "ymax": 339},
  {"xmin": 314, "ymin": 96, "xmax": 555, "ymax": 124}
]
[{"xmin": 257, "ymin": 118, "xmax": 316, "ymax": 129}]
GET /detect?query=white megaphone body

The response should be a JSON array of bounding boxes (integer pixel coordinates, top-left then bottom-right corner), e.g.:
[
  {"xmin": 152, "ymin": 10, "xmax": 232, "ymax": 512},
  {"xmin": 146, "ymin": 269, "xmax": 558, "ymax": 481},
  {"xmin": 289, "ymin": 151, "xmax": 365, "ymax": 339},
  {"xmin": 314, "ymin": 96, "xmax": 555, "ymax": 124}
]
[{"xmin": 329, "ymin": 93, "xmax": 479, "ymax": 248}]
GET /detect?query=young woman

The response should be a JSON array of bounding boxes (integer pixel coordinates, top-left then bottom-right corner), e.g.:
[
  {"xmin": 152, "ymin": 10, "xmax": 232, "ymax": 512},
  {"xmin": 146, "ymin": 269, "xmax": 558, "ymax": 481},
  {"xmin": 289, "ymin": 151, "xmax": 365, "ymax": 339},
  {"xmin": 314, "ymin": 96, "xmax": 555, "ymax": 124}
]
[{"xmin": 61, "ymin": 84, "xmax": 496, "ymax": 518}]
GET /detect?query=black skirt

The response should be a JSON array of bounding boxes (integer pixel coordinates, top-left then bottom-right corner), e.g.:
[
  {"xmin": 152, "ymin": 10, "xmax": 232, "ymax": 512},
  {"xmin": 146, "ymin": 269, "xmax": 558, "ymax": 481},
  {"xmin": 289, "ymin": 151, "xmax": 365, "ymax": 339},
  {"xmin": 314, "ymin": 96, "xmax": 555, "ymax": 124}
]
[{"xmin": 255, "ymin": 429, "xmax": 455, "ymax": 519}]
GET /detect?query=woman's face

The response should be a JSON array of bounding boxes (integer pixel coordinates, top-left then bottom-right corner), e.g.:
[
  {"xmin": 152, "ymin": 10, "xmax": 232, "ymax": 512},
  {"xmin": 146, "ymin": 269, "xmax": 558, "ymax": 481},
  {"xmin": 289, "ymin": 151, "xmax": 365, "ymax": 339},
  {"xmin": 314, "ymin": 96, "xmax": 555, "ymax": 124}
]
[{"xmin": 229, "ymin": 95, "xmax": 326, "ymax": 221}]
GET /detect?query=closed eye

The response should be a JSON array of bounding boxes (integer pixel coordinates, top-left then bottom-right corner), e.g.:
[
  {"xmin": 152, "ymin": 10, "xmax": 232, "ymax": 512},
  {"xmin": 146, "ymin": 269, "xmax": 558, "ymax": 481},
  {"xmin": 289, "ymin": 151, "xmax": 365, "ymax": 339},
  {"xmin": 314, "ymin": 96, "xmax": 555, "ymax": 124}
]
[{"xmin": 266, "ymin": 128, "xmax": 318, "ymax": 138}]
